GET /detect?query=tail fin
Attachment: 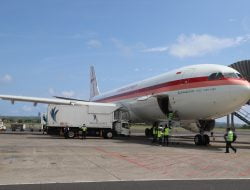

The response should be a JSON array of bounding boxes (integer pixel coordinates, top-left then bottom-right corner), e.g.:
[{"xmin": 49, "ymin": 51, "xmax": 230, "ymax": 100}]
[{"xmin": 90, "ymin": 66, "xmax": 100, "ymax": 99}]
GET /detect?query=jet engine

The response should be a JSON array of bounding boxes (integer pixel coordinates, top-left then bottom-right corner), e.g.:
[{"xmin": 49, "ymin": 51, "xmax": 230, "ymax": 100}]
[{"xmin": 198, "ymin": 120, "xmax": 215, "ymax": 132}]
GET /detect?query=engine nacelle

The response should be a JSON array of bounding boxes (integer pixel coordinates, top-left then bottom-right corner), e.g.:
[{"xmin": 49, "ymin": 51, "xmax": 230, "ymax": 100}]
[
  {"xmin": 180, "ymin": 120, "xmax": 215, "ymax": 133},
  {"xmin": 125, "ymin": 96, "xmax": 167, "ymax": 122},
  {"xmin": 198, "ymin": 120, "xmax": 215, "ymax": 132},
  {"xmin": 180, "ymin": 121, "xmax": 200, "ymax": 133}
]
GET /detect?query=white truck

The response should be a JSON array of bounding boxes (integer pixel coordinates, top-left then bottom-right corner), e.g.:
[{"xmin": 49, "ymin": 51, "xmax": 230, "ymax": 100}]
[
  {"xmin": 43, "ymin": 104, "xmax": 130, "ymax": 139},
  {"xmin": 0, "ymin": 119, "xmax": 6, "ymax": 131}
]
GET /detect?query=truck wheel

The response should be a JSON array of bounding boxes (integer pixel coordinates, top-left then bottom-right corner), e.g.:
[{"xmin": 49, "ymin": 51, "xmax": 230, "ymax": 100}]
[
  {"xmin": 68, "ymin": 131, "xmax": 75, "ymax": 138},
  {"xmin": 105, "ymin": 130, "xmax": 113, "ymax": 139}
]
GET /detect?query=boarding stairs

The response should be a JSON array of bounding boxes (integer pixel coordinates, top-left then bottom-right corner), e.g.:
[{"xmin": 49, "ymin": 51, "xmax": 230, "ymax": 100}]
[{"xmin": 233, "ymin": 106, "xmax": 250, "ymax": 125}]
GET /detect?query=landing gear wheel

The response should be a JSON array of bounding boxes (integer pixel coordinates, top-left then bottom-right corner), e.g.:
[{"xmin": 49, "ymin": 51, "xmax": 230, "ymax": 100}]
[
  {"xmin": 194, "ymin": 134, "xmax": 210, "ymax": 146},
  {"xmin": 194, "ymin": 134, "xmax": 202, "ymax": 145}
]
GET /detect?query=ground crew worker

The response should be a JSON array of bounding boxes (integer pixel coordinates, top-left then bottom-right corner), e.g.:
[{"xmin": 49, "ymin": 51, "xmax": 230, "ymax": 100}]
[
  {"xmin": 211, "ymin": 131, "xmax": 215, "ymax": 141},
  {"xmin": 63, "ymin": 127, "xmax": 69, "ymax": 139},
  {"xmin": 152, "ymin": 126, "xmax": 158, "ymax": 143},
  {"xmin": 224, "ymin": 128, "xmax": 237, "ymax": 153},
  {"xmin": 158, "ymin": 127, "xmax": 163, "ymax": 145},
  {"xmin": 163, "ymin": 126, "xmax": 169, "ymax": 146},
  {"xmin": 80, "ymin": 124, "xmax": 87, "ymax": 139}
]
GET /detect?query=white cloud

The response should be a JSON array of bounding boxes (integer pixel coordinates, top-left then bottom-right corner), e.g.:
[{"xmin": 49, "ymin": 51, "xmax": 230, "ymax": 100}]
[
  {"xmin": 63, "ymin": 31, "xmax": 98, "ymax": 40},
  {"xmin": 61, "ymin": 90, "xmax": 75, "ymax": 98},
  {"xmin": 3, "ymin": 74, "xmax": 12, "ymax": 82},
  {"xmin": 142, "ymin": 46, "xmax": 168, "ymax": 53},
  {"xmin": 0, "ymin": 74, "xmax": 12, "ymax": 83},
  {"xmin": 169, "ymin": 34, "xmax": 250, "ymax": 58},
  {"xmin": 86, "ymin": 39, "xmax": 102, "ymax": 48},
  {"xmin": 228, "ymin": 18, "xmax": 236, "ymax": 22},
  {"xmin": 48, "ymin": 88, "xmax": 55, "ymax": 95},
  {"xmin": 111, "ymin": 38, "xmax": 132, "ymax": 56},
  {"xmin": 49, "ymin": 88, "xmax": 75, "ymax": 98},
  {"xmin": 142, "ymin": 34, "xmax": 250, "ymax": 58}
]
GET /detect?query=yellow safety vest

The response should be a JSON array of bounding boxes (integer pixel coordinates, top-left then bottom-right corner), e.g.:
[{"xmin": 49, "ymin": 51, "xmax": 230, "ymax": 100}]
[
  {"xmin": 153, "ymin": 128, "xmax": 157, "ymax": 135},
  {"xmin": 164, "ymin": 128, "xmax": 169, "ymax": 136},
  {"xmin": 81, "ymin": 126, "xmax": 87, "ymax": 132},
  {"xmin": 157, "ymin": 130, "xmax": 163, "ymax": 138},
  {"xmin": 227, "ymin": 131, "xmax": 233, "ymax": 142}
]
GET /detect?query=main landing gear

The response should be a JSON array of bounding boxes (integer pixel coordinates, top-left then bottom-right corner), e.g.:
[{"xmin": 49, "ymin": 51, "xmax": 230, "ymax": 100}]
[{"xmin": 194, "ymin": 134, "xmax": 210, "ymax": 146}]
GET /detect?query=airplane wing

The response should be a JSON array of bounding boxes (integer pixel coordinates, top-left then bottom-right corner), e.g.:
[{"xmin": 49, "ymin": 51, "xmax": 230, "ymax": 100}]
[
  {"xmin": 0, "ymin": 95, "xmax": 117, "ymax": 107},
  {"xmin": 53, "ymin": 96, "xmax": 89, "ymax": 102}
]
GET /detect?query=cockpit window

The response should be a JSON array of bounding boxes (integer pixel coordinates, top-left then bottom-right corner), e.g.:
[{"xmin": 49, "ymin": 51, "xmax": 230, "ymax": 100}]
[
  {"xmin": 223, "ymin": 72, "xmax": 243, "ymax": 79},
  {"xmin": 209, "ymin": 72, "xmax": 244, "ymax": 80},
  {"xmin": 208, "ymin": 73, "xmax": 217, "ymax": 80},
  {"xmin": 208, "ymin": 72, "xmax": 223, "ymax": 80},
  {"xmin": 236, "ymin": 73, "xmax": 243, "ymax": 79}
]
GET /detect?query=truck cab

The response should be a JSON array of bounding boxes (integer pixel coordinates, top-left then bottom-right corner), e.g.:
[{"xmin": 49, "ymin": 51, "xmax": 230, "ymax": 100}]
[
  {"xmin": 113, "ymin": 109, "xmax": 131, "ymax": 136},
  {"xmin": 113, "ymin": 121, "xmax": 131, "ymax": 136}
]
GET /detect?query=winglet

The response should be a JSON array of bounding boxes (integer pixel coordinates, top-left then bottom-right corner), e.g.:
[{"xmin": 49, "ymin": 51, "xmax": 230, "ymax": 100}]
[{"xmin": 90, "ymin": 66, "xmax": 100, "ymax": 99}]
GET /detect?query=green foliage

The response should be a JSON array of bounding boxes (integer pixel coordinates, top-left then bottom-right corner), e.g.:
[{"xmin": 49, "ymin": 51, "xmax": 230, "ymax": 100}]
[
  {"xmin": 0, "ymin": 116, "xmax": 40, "ymax": 124},
  {"xmin": 241, "ymin": 124, "xmax": 250, "ymax": 129}
]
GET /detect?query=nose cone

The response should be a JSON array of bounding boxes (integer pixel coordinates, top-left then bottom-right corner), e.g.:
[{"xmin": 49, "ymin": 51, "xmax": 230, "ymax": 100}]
[{"xmin": 230, "ymin": 80, "xmax": 250, "ymax": 106}]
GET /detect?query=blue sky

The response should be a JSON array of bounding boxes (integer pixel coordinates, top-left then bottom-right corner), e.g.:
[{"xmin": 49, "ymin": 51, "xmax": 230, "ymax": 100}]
[{"xmin": 0, "ymin": 0, "xmax": 250, "ymax": 121}]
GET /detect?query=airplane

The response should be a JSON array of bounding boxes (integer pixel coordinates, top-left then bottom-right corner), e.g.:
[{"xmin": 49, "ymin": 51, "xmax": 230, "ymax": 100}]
[{"xmin": 0, "ymin": 64, "xmax": 249, "ymax": 145}]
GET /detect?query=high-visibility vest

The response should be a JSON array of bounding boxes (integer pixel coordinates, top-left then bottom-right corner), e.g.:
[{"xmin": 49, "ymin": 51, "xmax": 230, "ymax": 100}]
[
  {"xmin": 157, "ymin": 130, "xmax": 162, "ymax": 138},
  {"xmin": 153, "ymin": 128, "xmax": 157, "ymax": 135},
  {"xmin": 227, "ymin": 131, "xmax": 233, "ymax": 142},
  {"xmin": 81, "ymin": 126, "xmax": 87, "ymax": 132},
  {"xmin": 164, "ymin": 128, "xmax": 169, "ymax": 136}
]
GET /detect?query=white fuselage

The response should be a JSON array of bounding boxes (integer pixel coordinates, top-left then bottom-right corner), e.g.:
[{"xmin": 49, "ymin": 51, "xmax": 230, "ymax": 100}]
[{"xmin": 91, "ymin": 64, "xmax": 250, "ymax": 123}]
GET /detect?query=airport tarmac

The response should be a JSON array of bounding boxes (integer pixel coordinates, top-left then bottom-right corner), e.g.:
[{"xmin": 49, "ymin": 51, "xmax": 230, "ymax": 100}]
[{"xmin": 0, "ymin": 129, "xmax": 250, "ymax": 189}]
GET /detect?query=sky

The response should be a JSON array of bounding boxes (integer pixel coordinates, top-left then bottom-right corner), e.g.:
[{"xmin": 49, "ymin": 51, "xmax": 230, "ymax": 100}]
[{"xmin": 0, "ymin": 0, "xmax": 250, "ymax": 123}]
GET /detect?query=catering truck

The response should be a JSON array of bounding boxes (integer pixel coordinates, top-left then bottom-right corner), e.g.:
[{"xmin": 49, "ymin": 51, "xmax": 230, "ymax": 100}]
[{"xmin": 43, "ymin": 104, "xmax": 130, "ymax": 139}]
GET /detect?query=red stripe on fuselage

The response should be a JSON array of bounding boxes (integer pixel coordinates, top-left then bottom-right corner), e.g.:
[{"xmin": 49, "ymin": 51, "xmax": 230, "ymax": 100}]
[{"xmin": 95, "ymin": 77, "xmax": 249, "ymax": 103}]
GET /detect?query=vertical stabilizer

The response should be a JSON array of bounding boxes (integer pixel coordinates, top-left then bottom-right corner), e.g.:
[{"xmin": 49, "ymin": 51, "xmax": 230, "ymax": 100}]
[{"xmin": 90, "ymin": 66, "xmax": 100, "ymax": 99}]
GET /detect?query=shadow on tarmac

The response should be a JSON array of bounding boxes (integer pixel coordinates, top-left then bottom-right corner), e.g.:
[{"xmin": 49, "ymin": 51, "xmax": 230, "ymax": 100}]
[
  {"xmin": 2, "ymin": 131, "xmax": 250, "ymax": 151},
  {"xmin": 112, "ymin": 135, "xmax": 250, "ymax": 151}
]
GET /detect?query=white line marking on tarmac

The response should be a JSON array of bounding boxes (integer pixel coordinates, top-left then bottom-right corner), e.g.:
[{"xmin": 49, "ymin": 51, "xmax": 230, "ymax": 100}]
[{"xmin": 1, "ymin": 178, "xmax": 250, "ymax": 186}]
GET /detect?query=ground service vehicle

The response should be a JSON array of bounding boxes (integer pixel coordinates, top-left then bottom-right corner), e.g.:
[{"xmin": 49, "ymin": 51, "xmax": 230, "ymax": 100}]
[
  {"xmin": 43, "ymin": 104, "xmax": 130, "ymax": 139},
  {"xmin": 0, "ymin": 119, "xmax": 6, "ymax": 131}
]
